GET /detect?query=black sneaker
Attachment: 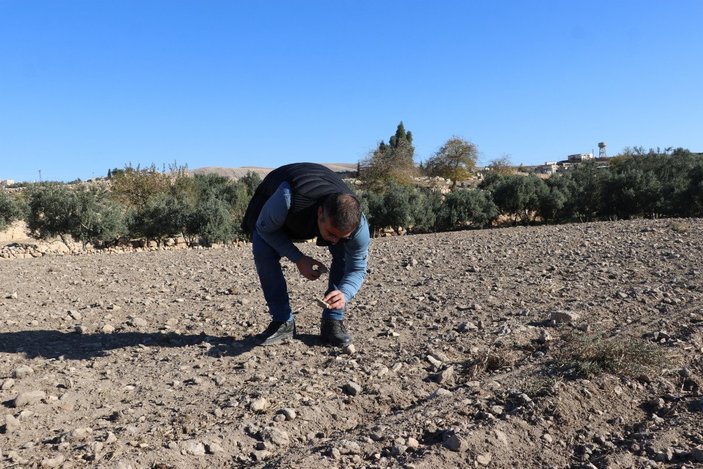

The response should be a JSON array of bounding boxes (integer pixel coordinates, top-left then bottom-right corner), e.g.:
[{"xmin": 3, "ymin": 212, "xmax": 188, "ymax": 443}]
[
  {"xmin": 257, "ymin": 319, "xmax": 295, "ymax": 346},
  {"xmin": 320, "ymin": 318, "xmax": 352, "ymax": 347}
]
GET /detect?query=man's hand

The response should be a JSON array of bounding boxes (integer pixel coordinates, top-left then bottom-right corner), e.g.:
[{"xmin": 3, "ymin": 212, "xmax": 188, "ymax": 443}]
[
  {"xmin": 295, "ymin": 255, "xmax": 328, "ymax": 280},
  {"xmin": 323, "ymin": 290, "xmax": 346, "ymax": 310}
]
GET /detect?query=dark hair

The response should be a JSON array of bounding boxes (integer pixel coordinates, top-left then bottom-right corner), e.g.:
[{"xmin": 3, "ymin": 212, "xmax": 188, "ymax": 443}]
[{"xmin": 322, "ymin": 193, "xmax": 361, "ymax": 233}]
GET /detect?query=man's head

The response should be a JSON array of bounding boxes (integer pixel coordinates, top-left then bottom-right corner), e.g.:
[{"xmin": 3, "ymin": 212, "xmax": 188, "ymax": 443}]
[{"xmin": 317, "ymin": 193, "xmax": 361, "ymax": 244}]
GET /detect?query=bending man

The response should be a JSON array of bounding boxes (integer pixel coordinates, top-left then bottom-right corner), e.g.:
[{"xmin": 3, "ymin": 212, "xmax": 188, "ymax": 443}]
[{"xmin": 241, "ymin": 163, "xmax": 370, "ymax": 347}]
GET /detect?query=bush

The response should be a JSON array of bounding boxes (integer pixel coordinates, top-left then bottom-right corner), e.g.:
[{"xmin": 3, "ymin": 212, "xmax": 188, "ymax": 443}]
[
  {"xmin": 189, "ymin": 196, "xmax": 239, "ymax": 246},
  {"xmin": 27, "ymin": 184, "xmax": 126, "ymax": 246},
  {"xmin": 0, "ymin": 190, "xmax": 25, "ymax": 231},
  {"xmin": 435, "ymin": 189, "xmax": 498, "ymax": 231}
]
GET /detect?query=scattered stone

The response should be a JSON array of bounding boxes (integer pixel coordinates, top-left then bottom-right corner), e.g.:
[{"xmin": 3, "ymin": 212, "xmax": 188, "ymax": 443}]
[
  {"xmin": 278, "ymin": 408, "xmax": 297, "ymax": 421},
  {"xmin": 129, "ymin": 317, "xmax": 148, "ymax": 328},
  {"xmin": 206, "ymin": 442, "xmax": 224, "ymax": 454},
  {"xmin": 426, "ymin": 354, "xmax": 443, "ymax": 368},
  {"xmin": 2, "ymin": 414, "xmax": 21, "ymax": 433},
  {"xmin": 1, "ymin": 378, "xmax": 15, "ymax": 390},
  {"xmin": 442, "ymin": 429, "xmax": 468, "ymax": 452},
  {"xmin": 407, "ymin": 437, "xmax": 419, "ymax": 449},
  {"xmin": 181, "ymin": 439, "xmax": 206, "ymax": 456},
  {"xmin": 102, "ymin": 324, "xmax": 115, "ymax": 334},
  {"xmin": 263, "ymin": 427, "xmax": 290, "ymax": 446},
  {"xmin": 40, "ymin": 453, "xmax": 65, "ymax": 468},
  {"xmin": 67, "ymin": 427, "xmax": 93, "ymax": 441},
  {"xmin": 67, "ymin": 310, "xmax": 81, "ymax": 321},
  {"xmin": 343, "ymin": 381, "xmax": 362, "ymax": 396},
  {"xmin": 550, "ymin": 310, "xmax": 579, "ymax": 324},
  {"xmin": 337, "ymin": 439, "xmax": 361, "ymax": 455},
  {"xmin": 457, "ymin": 321, "xmax": 478, "ymax": 332},
  {"xmin": 12, "ymin": 365, "xmax": 34, "ymax": 379},
  {"xmin": 542, "ymin": 433, "xmax": 553, "ymax": 444},
  {"xmin": 342, "ymin": 343, "xmax": 356, "ymax": 355},
  {"xmin": 431, "ymin": 388, "xmax": 452, "ymax": 398},
  {"xmin": 437, "ymin": 366, "xmax": 455, "ymax": 384},
  {"xmin": 253, "ymin": 450, "xmax": 272, "ymax": 461},
  {"xmin": 476, "ymin": 452, "xmax": 492, "ymax": 466},
  {"xmin": 250, "ymin": 398, "xmax": 269, "ymax": 413},
  {"xmin": 14, "ymin": 390, "xmax": 46, "ymax": 407}
]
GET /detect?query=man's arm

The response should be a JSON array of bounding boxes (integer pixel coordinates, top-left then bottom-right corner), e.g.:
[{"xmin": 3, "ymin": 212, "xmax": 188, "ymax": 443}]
[
  {"xmin": 255, "ymin": 182, "xmax": 304, "ymax": 263},
  {"xmin": 338, "ymin": 213, "xmax": 370, "ymax": 302}
]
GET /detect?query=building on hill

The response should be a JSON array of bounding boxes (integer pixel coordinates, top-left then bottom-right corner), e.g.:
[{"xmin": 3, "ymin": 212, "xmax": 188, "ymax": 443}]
[{"xmin": 567, "ymin": 153, "xmax": 594, "ymax": 163}]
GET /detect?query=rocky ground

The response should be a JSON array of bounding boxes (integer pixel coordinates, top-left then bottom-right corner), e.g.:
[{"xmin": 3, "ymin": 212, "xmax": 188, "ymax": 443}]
[{"xmin": 1, "ymin": 218, "xmax": 702, "ymax": 468}]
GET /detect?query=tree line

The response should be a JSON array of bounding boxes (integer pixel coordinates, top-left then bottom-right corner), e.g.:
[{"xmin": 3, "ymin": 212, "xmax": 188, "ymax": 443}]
[
  {"xmin": 0, "ymin": 166, "xmax": 262, "ymax": 247},
  {"xmin": 1, "ymin": 123, "xmax": 702, "ymax": 247}
]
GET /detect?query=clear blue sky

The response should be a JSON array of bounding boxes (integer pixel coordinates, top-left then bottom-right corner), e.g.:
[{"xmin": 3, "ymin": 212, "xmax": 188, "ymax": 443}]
[{"xmin": 2, "ymin": 1, "xmax": 701, "ymax": 182}]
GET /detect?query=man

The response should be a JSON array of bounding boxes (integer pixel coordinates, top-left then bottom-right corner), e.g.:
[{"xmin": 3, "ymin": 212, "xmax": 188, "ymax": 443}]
[{"xmin": 241, "ymin": 163, "xmax": 370, "ymax": 347}]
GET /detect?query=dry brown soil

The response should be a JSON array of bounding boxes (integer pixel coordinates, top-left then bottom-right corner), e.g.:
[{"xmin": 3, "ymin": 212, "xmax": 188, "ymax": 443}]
[{"xmin": 1, "ymin": 218, "xmax": 702, "ymax": 468}]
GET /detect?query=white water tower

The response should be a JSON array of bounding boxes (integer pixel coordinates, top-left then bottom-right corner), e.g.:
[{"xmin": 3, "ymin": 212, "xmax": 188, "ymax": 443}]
[{"xmin": 598, "ymin": 142, "xmax": 607, "ymax": 158}]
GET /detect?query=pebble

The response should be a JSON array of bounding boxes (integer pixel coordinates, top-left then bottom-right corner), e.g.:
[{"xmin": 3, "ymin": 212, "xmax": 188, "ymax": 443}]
[
  {"xmin": 14, "ymin": 390, "xmax": 46, "ymax": 407},
  {"xmin": 542, "ymin": 433, "xmax": 553, "ymax": 444},
  {"xmin": 458, "ymin": 321, "xmax": 478, "ymax": 332},
  {"xmin": 12, "ymin": 365, "xmax": 34, "ymax": 379},
  {"xmin": 337, "ymin": 439, "xmax": 361, "ymax": 455},
  {"xmin": 442, "ymin": 429, "xmax": 468, "ymax": 452},
  {"xmin": 278, "ymin": 408, "xmax": 297, "ymax": 421},
  {"xmin": 250, "ymin": 398, "xmax": 269, "ymax": 413},
  {"xmin": 343, "ymin": 344, "xmax": 356, "ymax": 355},
  {"xmin": 1, "ymin": 378, "xmax": 15, "ymax": 390},
  {"xmin": 550, "ymin": 310, "xmax": 580, "ymax": 324},
  {"xmin": 130, "ymin": 317, "xmax": 148, "ymax": 328},
  {"xmin": 476, "ymin": 452, "xmax": 492, "ymax": 466},
  {"xmin": 437, "ymin": 366, "xmax": 455, "ymax": 384},
  {"xmin": 426, "ymin": 354, "xmax": 443, "ymax": 368},
  {"xmin": 3, "ymin": 414, "xmax": 21, "ymax": 433},
  {"xmin": 431, "ymin": 388, "xmax": 452, "ymax": 398},
  {"xmin": 40, "ymin": 454, "xmax": 65, "ymax": 468},
  {"xmin": 102, "ymin": 324, "xmax": 115, "ymax": 334},
  {"xmin": 264, "ymin": 427, "xmax": 290, "ymax": 446},
  {"xmin": 181, "ymin": 439, "xmax": 206, "ymax": 456},
  {"xmin": 67, "ymin": 427, "xmax": 93, "ymax": 441},
  {"xmin": 343, "ymin": 381, "xmax": 362, "ymax": 396},
  {"xmin": 206, "ymin": 442, "xmax": 224, "ymax": 454}
]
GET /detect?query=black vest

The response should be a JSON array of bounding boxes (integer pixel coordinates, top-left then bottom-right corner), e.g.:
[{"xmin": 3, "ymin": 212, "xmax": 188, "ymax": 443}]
[{"xmin": 241, "ymin": 163, "xmax": 352, "ymax": 241}]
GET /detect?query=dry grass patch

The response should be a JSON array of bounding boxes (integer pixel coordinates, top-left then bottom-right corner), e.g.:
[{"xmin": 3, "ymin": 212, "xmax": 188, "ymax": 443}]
[
  {"xmin": 463, "ymin": 350, "xmax": 517, "ymax": 378},
  {"xmin": 669, "ymin": 220, "xmax": 690, "ymax": 234},
  {"xmin": 554, "ymin": 333, "xmax": 667, "ymax": 379}
]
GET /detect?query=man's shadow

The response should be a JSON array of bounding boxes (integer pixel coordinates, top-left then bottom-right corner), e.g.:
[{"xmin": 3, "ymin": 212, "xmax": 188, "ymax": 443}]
[{"xmin": 0, "ymin": 329, "xmax": 263, "ymax": 360}]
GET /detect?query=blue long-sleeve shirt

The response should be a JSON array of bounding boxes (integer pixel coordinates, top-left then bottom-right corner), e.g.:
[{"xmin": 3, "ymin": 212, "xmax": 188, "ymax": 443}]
[{"xmin": 255, "ymin": 182, "xmax": 370, "ymax": 302}]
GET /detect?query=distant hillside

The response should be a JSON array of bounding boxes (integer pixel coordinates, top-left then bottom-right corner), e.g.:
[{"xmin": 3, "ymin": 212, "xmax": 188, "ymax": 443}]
[{"xmin": 191, "ymin": 163, "xmax": 357, "ymax": 179}]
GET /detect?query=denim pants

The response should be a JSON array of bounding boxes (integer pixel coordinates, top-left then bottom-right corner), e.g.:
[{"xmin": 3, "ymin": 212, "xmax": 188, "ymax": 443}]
[{"xmin": 252, "ymin": 231, "xmax": 346, "ymax": 322}]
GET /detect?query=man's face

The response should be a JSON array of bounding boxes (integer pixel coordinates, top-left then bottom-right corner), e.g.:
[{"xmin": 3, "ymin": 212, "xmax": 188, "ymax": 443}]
[{"xmin": 317, "ymin": 207, "xmax": 353, "ymax": 245}]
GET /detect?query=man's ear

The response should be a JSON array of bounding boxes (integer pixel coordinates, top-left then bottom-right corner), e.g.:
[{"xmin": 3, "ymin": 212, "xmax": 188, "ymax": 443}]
[{"xmin": 317, "ymin": 206, "xmax": 323, "ymax": 218}]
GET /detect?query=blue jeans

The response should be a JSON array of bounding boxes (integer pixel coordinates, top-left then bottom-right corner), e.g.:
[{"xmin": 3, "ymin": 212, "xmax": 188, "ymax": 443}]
[{"xmin": 252, "ymin": 231, "xmax": 346, "ymax": 322}]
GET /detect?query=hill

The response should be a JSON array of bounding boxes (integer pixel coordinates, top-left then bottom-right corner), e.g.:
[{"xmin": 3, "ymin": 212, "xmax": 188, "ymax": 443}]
[{"xmin": 191, "ymin": 163, "xmax": 357, "ymax": 179}]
